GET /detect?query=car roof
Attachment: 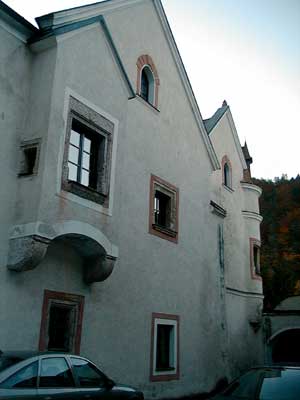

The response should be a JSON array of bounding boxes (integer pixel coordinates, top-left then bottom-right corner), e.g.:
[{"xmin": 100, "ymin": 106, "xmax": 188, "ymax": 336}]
[
  {"xmin": 251, "ymin": 365, "xmax": 300, "ymax": 370},
  {"xmin": 0, "ymin": 351, "xmax": 71, "ymax": 359}
]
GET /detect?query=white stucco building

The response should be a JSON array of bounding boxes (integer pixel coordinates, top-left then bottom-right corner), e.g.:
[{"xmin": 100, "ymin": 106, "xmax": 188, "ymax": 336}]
[{"xmin": 0, "ymin": 0, "xmax": 263, "ymax": 398}]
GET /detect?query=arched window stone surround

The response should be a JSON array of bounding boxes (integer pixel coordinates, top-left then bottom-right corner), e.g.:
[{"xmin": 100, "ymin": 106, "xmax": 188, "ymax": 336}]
[
  {"xmin": 136, "ymin": 54, "xmax": 160, "ymax": 108},
  {"xmin": 222, "ymin": 155, "xmax": 233, "ymax": 189},
  {"xmin": 7, "ymin": 221, "xmax": 118, "ymax": 284}
]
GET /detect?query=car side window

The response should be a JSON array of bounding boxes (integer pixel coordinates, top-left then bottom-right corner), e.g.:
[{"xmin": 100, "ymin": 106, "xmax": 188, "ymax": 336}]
[
  {"xmin": 0, "ymin": 361, "xmax": 38, "ymax": 388},
  {"xmin": 39, "ymin": 357, "xmax": 74, "ymax": 388},
  {"xmin": 70, "ymin": 357, "xmax": 107, "ymax": 388}
]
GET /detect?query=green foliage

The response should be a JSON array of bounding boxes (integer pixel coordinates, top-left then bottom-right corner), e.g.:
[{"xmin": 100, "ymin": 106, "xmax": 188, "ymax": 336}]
[{"xmin": 253, "ymin": 175, "xmax": 300, "ymax": 310}]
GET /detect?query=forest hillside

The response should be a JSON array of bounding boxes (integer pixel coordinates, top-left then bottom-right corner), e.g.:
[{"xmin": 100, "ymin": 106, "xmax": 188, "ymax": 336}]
[{"xmin": 253, "ymin": 175, "xmax": 300, "ymax": 311}]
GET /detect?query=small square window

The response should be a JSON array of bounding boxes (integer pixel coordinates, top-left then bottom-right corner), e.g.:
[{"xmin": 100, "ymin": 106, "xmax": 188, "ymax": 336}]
[
  {"xmin": 19, "ymin": 140, "xmax": 40, "ymax": 177},
  {"xmin": 150, "ymin": 313, "xmax": 179, "ymax": 381},
  {"xmin": 250, "ymin": 238, "xmax": 262, "ymax": 280},
  {"xmin": 149, "ymin": 175, "xmax": 179, "ymax": 243},
  {"xmin": 61, "ymin": 96, "xmax": 114, "ymax": 207}
]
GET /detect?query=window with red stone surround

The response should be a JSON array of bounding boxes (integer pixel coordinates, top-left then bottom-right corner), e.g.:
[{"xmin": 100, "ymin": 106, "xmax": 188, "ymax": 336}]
[
  {"xmin": 136, "ymin": 55, "xmax": 160, "ymax": 108},
  {"xmin": 149, "ymin": 174, "xmax": 179, "ymax": 243},
  {"xmin": 39, "ymin": 290, "xmax": 85, "ymax": 354},
  {"xmin": 222, "ymin": 155, "xmax": 233, "ymax": 190},
  {"xmin": 250, "ymin": 238, "xmax": 262, "ymax": 280},
  {"xmin": 150, "ymin": 313, "xmax": 180, "ymax": 382}
]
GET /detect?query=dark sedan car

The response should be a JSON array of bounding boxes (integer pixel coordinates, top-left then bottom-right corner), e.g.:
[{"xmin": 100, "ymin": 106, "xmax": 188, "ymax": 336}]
[
  {"xmin": 212, "ymin": 366, "xmax": 300, "ymax": 400},
  {"xmin": 0, "ymin": 351, "xmax": 144, "ymax": 399}
]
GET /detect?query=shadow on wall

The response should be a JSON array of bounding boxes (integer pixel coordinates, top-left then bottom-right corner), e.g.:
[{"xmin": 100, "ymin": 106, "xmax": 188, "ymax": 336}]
[{"xmin": 161, "ymin": 377, "xmax": 228, "ymax": 400}]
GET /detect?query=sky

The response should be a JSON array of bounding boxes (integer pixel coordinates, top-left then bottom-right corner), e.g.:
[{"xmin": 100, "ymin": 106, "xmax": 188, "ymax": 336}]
[{"xmin": 4, "ymin": 0, "xmax": 300, "ymax": 179}]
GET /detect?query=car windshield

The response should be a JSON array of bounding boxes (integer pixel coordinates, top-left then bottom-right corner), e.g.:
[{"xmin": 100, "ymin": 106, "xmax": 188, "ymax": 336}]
[
  {"xmin": 223, "ymin": 368, "xmax": 300, "ymax": 400},
  {"xmin": 0, "ymin": 355, "xmax": 24, "ymax": 372},
  {"xmin": 259, "ymin": 369, "xmax": 300, "ymax": 400}
]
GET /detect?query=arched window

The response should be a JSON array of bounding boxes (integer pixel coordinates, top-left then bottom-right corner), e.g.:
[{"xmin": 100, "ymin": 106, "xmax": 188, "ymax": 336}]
[
  {"xmin": 136, "ymin": 55, "xmax": 160, "ymax": 108},
  {"xmin": 222, "ymin": 156, "xmax": 232, "ymax": 189},
  {"xmin": 224, "ymin": 163, "xmax": 230, "ymax": 187},
  {"xmin": 140, "ymin": 66, "xmax": 155, "ymax": 104}
]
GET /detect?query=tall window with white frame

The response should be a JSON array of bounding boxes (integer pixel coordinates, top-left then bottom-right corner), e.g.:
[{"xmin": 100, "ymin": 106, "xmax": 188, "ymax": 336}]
[{"xmin": 150, "ymin": 313, "xmax": 179, "ymax": 381}]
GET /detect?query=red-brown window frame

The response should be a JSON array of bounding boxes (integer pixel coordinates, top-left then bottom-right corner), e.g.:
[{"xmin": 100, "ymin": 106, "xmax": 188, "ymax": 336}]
[
  {"xmin": 39, "ymin": 290, "xmax": 85, "ymax": 354},
  {"xmin": 149, "ymin": 174, "xmax": 179, "ymax": 243},
  {"xmin": 136, "ymin": 55, "xmax": 160, "ymax": 108},
  {"xmin": 150, "ymin": 313, "xmax": 180, "ymax": 382}
]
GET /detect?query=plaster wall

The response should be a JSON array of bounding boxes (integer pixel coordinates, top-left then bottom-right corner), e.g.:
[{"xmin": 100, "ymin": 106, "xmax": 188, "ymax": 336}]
[
  {"xmin": 226, "ymin": 293, "xmax": 264, "ymax": 375},
  {"xmin": 0, "ymin": 25, "xmax": 32, "ymax": 323},
  {"xmin": 0, "ymin": 1, "xmax": 265, "ymax": 398},
  {"xmin": 209, "ymin": 111, "xmax": 263, "ymax": 375},
  {"xmin": 0, "ymin": 5, "xmax": 227, "ymax": 399}
]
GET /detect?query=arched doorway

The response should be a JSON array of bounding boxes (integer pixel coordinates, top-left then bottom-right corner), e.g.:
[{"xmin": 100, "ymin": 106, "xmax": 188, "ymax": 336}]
[{"xmin": 270, "ymin": 329, "xmax": 300, "ymax": 364}]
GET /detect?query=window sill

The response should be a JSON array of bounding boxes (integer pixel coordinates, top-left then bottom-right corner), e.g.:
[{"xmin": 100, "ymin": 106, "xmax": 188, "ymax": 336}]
[
  {"xmin": 223, "ymin": 184, "xmax": 234, "ymax": 193},
  {"xmin": 155, "ymin": 367, "xmax": 175, "ymax": 372},
  {"xmin": 62, "ymin": 180, "xmax": 108, "ymax": 207},
  {"xmin": 152, "ymin": 224, "xmax": 177, "ymax": 238},
  {"xmin": 135, "ymin": 94, "xmax": 160, "ymax": 114}
]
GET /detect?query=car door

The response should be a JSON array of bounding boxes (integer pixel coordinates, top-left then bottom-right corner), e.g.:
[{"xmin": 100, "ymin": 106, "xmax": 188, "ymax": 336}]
[
  {"xmin": 69, "ymin": 357, "xmax": 114, "ymax": 399},
  {"xmin": 37, "ymin": 356, "xmax": 81, "ymax": 400},
  {"xmin": 0, "ymin": 360, "xmax": 38, "ymax": 399}
]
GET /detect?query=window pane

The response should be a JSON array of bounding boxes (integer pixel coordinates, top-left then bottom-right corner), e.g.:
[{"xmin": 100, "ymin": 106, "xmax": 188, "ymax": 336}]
[
  {"xmin": 47, "ymin": 305, "xmax": 73, "ymax": 352},
  {"xmin": 84, "ymin": 138, "xmax": 91, "ymax": 153},
  {"xmin": 68, "ymin": 163, "xmax": 78, "ymax": 182},
  {"xmin": 68, "ymin": 145, "xmax": 79, "ymax": 164},
  {"xmin": 82, "ymin": 153, "xmax": 90, "ymax": 170},
  {"xmin": 0, "ymin": 361, "xmax": 38, "ymax": 388},
  {"xmin": 141, "ymin": 68, "xmax": 150, "ymax": 101},
  {"xmin": 70, "ymin": 130, "xmax": 80, "ymax": 146},
  {"xmin": 156, "ymin": 324, "xmax": 174, "ymax": 370},
  {"xmin": 81, "ymin": 169, "xmax": 89, "ymax": 187},
  {"xmin": 70, "ymin": 358, "xmax": 107, "ymax": 388},
  {"xmin": 39, "ymin": 358, "xmax": 74, "ymax": 388}
]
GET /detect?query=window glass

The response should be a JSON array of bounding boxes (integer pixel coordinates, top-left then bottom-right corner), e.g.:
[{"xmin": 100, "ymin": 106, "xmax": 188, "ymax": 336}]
[
  {"xmin": 0, "ymin": 361, "xmax": 38, "ymax": 388},
  {"xmin": 224, "ymin": 163, "xmax": 230, "ymax": 187},
  {"xmin": 71, "ymin": 357, "xmax": 107, "ymax": 388},
  {"xmin": 141, "ymin": 68, "xmax": 149, "ymax": 101},
  {"xmin": 82, "ymin": 153, "xmax": 90, "ymax": 170},
  {"xmin": 47, "ymin": 305, "xmax": 73, "ymax": 352},
  {"xmin": 81, "ymin": 170, "xmax": 90, "ymax": 187},
  {"xmin": 70, "ymin": 130, "xmax": 80, "ymax": 146},
  {"xmin": 83, "ymin": 138, "xmax": 91, "ymax": 153},
  {"xmin": 68, "ymin": 145, "xmax": 79, "ymax": 164},
  {"xmin": 259, "ymin": 369, "xmax": 300, "ymax": 400},
  {"xmin": 68, "ymin": 163, "xmax": 78, "ymax": 181},
  {"xmin": 156, "ymin": 324, "xmax": 175, "ymax": 371},
  {"xmin": 39, "ymin": 358, "xmax": 74, "ymax": 388}
]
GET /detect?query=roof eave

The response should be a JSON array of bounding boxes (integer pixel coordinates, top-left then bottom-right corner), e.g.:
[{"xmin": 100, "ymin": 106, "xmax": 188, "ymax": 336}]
[{"xmin": 0, "ymin": 0, "xmax": 38, "ymax": 38}]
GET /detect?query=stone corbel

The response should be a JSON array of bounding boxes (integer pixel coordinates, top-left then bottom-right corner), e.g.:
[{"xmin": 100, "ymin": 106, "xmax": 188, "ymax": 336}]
[
  {"xmin": 7, "ymin": 235, "xmax": 50, "ymax": 272},
  {"xmin": 83, "ymin": 254, "xmax": 116, "ymax": 284}
]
